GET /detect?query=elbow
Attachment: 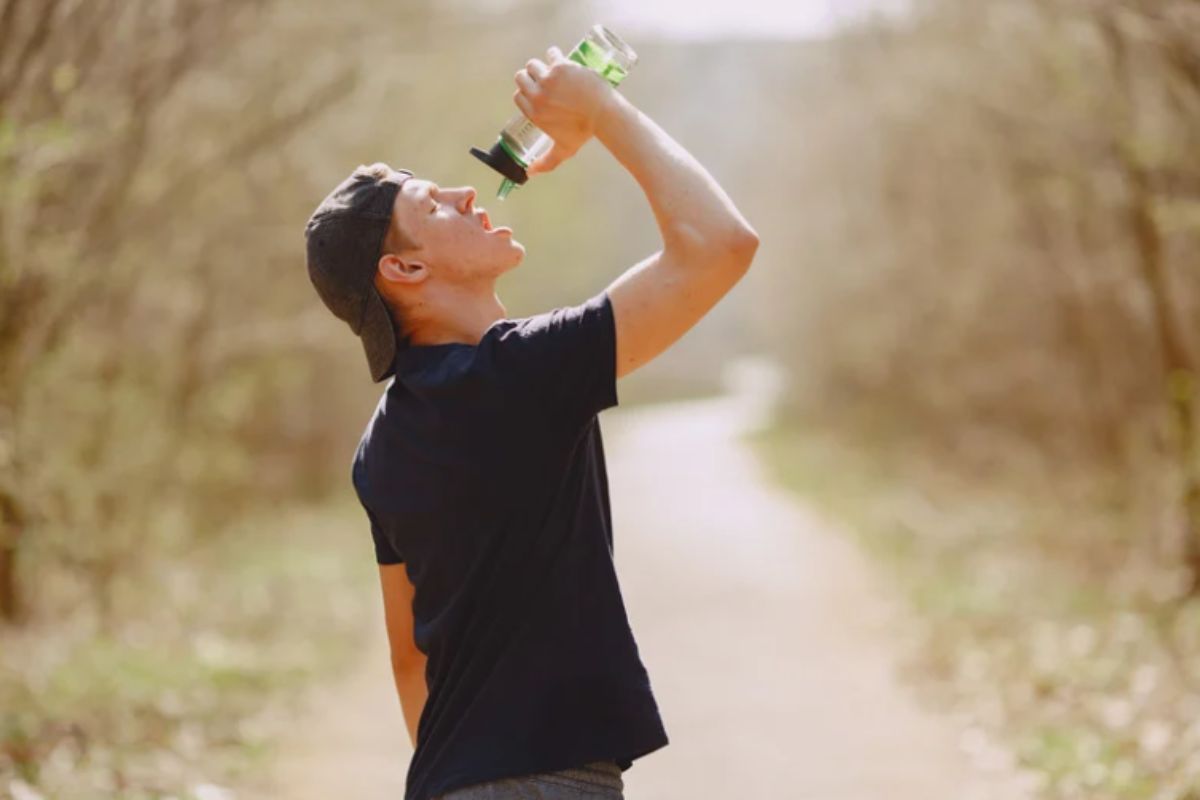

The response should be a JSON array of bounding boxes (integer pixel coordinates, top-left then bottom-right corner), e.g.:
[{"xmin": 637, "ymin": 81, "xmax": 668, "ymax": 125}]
[
  {"xmin": 734, "ymin": 225, "xmax": 760, "ymax": 257},
  {"xmin": 718, "ymin": 225, "xmax": 760, "ymax": 272},
  {"xmin": 663, "ymin": 222, "xmax": 760, "ymax": 272},
  {"xmin": 391, "ymin": 651, "xmax": 426, "ymax": 678},
  {"xmin": 667, "ymin": 222, "xmax": 759, "ymax": 264}
]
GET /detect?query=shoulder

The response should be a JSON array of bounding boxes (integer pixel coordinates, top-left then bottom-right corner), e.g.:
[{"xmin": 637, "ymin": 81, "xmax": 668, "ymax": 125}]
[
  {"xmin": 496, "ymin": 290, "xmax": 612, "ymax": 343},
  {"xmin": 490, "ymin": 290, "xmax": 614, "ymax": 374},
  {"xmin": 490, "ymin": 290, "xmax": 619, "ymax": 430},
  {"xmin": 350, "ymin": 388, "xmax": 389, "ymax": 493}
]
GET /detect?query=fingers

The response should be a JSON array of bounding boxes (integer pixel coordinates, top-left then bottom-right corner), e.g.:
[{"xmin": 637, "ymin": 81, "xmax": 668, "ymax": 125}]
[
  {"xmin": 525, "ymin": 57, "xmax": 549, "ymax": 82},
  {"xmin": 514, "ymin": 51, "xmax": 564, "ymax": 97},
  {"xmin": 512, "ymin": 89, "xmax": 535, "ymax": 119},
  {"xmin": 514, "ymin": 68, "xmax": 539, "ymax": 96}
]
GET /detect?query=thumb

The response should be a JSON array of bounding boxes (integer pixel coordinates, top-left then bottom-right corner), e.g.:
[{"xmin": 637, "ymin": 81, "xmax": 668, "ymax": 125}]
[{"xmin": 527, "ymin": 143, "xmax": 570, "ymax": 176}]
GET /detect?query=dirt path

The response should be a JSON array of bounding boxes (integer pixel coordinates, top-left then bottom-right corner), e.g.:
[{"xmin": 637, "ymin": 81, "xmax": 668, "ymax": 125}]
[{"xmin": 252, "ymin": 361, "xmax": 1032, "ymax": 799}]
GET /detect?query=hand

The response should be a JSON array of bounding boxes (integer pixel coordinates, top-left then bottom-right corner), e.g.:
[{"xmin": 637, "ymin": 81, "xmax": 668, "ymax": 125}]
[{"xmin": 512, "ymin": 46, "xmax": 615, "ymax": 176}]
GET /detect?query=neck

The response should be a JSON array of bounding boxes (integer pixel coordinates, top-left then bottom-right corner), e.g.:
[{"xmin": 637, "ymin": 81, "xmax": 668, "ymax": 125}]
[{"xmin": 403, "ymin": 281, "xmax": 507, "ymax": 347}]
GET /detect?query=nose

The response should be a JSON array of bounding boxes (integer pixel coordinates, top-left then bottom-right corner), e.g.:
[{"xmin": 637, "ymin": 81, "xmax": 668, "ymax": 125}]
[{"xmin": 456, "ymin": 187, "xmax": 477, "ymax": 214}]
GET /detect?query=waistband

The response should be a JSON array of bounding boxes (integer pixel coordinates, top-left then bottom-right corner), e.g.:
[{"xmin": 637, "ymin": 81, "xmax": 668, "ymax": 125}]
[{"xmin": 543, "ymin": 759, "xmax": 623, "ymax": 791}]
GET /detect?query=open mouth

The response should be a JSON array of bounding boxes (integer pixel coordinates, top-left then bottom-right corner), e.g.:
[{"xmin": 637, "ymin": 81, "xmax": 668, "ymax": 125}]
[{"xmin": 475, "ymin": 207, "xmax": 511, "ymax": 236}]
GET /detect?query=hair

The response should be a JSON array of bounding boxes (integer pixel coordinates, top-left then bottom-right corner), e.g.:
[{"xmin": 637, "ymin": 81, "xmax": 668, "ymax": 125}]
[
  {"xmin": 382, "ymin": 219, "xmax": 417, "ymax": 257},
  {"xmin": 359, "ymin": 162, "xmax": 390, "ymax": 181}
]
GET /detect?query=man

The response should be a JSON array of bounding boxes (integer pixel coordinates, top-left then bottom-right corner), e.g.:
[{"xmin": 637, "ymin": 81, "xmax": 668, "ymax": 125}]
[{"xmin": 304, "ymin": 46, "xmax": 758, "ymax": 800}]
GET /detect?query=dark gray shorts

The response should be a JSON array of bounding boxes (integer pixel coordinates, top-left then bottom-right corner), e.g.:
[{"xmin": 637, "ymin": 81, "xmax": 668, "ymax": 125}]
[{"xmin": 430, "ymin": 760, "xmax": 625, "ymax": 800}]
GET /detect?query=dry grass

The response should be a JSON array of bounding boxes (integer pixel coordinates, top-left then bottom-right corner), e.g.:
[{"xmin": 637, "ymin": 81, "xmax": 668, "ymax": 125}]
[{"xmin": 1, "ymin": 501, "xmax": 377, "ymax": 800}]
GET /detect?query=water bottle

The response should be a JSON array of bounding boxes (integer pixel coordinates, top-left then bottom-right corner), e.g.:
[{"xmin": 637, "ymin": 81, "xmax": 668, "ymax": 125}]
[{"xmin": 470, "ymin": 24, "xmax": 638, "ymax": 200}]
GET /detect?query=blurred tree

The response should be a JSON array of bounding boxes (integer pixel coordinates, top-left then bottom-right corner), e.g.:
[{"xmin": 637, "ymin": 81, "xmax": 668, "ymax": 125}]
[
  {"xmin": 755, "ymin": 0, "xmax": 1200, "ymax": 590},
  {"xmin": 0, "ymin": 0, "xmax": 363, "ymax": 625}
]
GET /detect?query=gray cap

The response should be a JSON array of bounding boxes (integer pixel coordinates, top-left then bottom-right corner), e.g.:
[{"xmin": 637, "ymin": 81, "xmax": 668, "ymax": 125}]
[{"xmin": 304, "ymin": 164, "xmax": 414, "ymax": 382}]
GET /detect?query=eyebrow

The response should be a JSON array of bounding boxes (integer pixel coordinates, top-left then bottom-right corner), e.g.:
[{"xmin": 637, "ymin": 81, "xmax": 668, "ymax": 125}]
[{"xmin": 407, "ymin": 182, "xmax": 439, "ymax": 218}]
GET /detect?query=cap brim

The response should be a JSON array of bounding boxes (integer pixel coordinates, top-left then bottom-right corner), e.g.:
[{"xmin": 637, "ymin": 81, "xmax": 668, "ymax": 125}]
[{"xmin": 360, "ymin": 288, "xmax": 398, "ymax": 383}]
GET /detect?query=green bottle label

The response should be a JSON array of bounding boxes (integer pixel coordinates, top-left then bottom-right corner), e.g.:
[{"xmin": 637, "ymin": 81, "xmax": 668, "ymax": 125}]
[{"xmin": 569, "ymin": 38, "xmax": 630, "ymax": 87}]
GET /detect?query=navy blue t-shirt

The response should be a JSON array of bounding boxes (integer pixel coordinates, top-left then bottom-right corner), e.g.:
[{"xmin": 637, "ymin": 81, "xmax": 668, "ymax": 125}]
[{"xmin": 351, "ymin": 289, "xmax": 669, "ymax": 800}]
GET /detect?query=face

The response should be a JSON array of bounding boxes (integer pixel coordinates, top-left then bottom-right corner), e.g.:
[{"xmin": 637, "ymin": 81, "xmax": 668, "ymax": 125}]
[{"xmin": 379, "ymin": 169, "xmax": 525, "ymax": 290}]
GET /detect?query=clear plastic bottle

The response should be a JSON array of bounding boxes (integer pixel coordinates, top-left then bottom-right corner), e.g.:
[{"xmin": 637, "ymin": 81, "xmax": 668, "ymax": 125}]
[{"xmin": 470, "ymin": 24, "xmax": 638, "ymax": 200}]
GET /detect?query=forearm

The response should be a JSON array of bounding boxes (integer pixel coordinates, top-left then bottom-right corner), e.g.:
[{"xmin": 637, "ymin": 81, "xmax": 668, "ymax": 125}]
[
  {"xmin": 392, "ymin": 660, "xmax": 428, "ymax": 749},
  {"xmin": 594, "ymin": 92, "xmax": 757, "ymax": 255}
]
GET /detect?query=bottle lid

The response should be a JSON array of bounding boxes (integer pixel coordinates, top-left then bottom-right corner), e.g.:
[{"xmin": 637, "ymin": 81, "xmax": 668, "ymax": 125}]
[{"xmin": 469, "ymin": 141, "xmax": 528, "ymax": 186}]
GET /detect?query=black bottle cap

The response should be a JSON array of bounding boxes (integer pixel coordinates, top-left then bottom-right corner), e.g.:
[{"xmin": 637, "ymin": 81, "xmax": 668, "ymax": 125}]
[{"xmin": 470, "ymin": 141, "xmax": 529, "ymax": 186}]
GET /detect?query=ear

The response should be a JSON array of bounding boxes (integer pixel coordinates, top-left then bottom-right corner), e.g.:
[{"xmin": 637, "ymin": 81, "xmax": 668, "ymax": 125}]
[{"xmin": 378, "ymin": 252, "xmax": 429, "ymax": 285}]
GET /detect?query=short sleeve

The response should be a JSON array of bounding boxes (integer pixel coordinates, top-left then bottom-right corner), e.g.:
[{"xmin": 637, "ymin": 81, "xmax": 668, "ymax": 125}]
[
  {"xmin": 365, "ymin": 503, "xmax": 404, "ymax": 565},
  {"xmin": 499, "ymin": 288, "xmax": 619, "ymax": 432},
  {"xmin": 352, "ymin": 448, "xmax": 404, "ymax": 565}
]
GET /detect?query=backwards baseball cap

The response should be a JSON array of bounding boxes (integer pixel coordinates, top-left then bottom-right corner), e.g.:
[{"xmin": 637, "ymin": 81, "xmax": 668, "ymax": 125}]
[{"xmin": 304, "ymin": 163, "xmax": 414, "ymax": 383}]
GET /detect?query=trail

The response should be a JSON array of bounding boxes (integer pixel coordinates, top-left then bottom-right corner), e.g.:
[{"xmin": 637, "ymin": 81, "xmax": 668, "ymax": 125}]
[{"xmin": 251, "ymin": 359, "xmax": 1030, "ymax": 799}]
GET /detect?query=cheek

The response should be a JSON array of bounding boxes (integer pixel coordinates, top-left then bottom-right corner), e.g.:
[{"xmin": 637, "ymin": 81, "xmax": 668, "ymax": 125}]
[
  {"xmin": 432, "ymin": 229, "xmax": 486, "ymax": 272},
  {"xmin": 449, "ymin": 225, "xmax": 486, "ymax": 255}
]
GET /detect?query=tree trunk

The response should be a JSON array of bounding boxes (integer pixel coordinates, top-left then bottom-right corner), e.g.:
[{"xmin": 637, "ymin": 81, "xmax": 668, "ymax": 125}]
[
  {"xmin": 0, "ymin": 489, "xmax": 24, "ymax": 624},
  {"xmin": 1101, "ymin": 9, "xmax": 1200, "ymax": 594}
]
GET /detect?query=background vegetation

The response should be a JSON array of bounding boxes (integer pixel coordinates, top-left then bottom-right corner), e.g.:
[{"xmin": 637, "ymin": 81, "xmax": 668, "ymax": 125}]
[
  {"xmin": 748, "ymin": 2, "xmax": 1200, "ymax": 797},
  {"xmin": 3, "ymin": 0, "xmax": 1199, "ymax": 797},
  {"xmin": 0, "ymin": 1, "xmax": 739, "ymax": 795}
]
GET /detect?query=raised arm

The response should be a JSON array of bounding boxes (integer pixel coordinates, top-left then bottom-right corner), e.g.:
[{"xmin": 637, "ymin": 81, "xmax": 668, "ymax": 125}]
[
  {"xmin": 514, "ymin": 46, "xmax": 759, "ymax": 380},
  {"xmin": 594, "ymin": 91, "xmax": 758, "ymax": 378}
]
